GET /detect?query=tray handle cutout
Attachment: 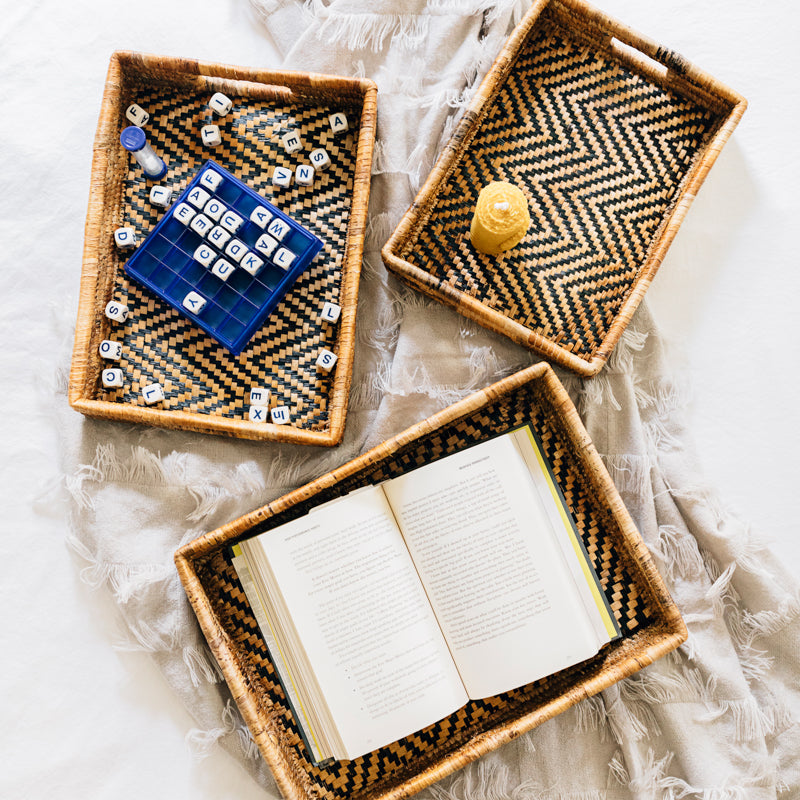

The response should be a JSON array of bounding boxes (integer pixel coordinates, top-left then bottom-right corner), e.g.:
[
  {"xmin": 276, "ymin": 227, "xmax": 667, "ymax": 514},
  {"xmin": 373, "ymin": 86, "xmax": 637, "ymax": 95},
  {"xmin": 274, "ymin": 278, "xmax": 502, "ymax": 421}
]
[{"xmin": 610, "ymin": 37, "xmax": 669, "ymax": 80}]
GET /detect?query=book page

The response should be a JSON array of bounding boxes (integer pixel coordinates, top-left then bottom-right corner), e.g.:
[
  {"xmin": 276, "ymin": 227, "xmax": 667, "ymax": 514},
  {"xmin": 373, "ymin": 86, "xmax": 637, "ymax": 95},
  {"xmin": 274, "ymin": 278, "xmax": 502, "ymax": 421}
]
[
  {"xmin": 251, "ymin": 485, "xmax": 468, "ymax": 760},
  {"xmin": 509, "ymin": 427, "xmax": 618, "ymax": 641},
  {"xmin": 383, "ymin": 434, "xmax": 603, "ymax": 699}
]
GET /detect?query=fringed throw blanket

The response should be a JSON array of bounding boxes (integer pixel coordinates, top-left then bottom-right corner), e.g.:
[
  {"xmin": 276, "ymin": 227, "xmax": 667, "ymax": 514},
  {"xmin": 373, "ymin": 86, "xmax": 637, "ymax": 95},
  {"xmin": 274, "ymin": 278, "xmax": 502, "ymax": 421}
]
[{"xmin": 58, "ymin": 0, "xmax": 800, "ymax": 796}]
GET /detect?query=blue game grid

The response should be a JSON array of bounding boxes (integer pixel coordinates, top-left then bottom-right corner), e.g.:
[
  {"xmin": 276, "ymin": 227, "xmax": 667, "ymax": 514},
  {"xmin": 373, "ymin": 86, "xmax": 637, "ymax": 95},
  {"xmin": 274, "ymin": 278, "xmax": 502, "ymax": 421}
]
[{"xmin": 123, "ymin": 160, "xmax": 324, "ymax": 355}]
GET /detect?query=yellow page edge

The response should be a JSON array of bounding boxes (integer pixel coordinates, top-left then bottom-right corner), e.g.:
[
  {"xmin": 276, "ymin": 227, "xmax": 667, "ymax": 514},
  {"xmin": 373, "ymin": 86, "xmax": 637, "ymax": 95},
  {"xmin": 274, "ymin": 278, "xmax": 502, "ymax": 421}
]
[{"xmin": 518, "ymin": 427, "xmax": 619, "ymax": 640}]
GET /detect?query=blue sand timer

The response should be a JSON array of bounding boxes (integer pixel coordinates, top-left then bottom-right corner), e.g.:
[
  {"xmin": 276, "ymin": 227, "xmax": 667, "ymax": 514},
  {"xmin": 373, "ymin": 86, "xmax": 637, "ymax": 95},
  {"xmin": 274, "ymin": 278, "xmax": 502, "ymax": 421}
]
[{"xmin": 120, "ymin": 126, "xmax": 167, "ymax": 179}]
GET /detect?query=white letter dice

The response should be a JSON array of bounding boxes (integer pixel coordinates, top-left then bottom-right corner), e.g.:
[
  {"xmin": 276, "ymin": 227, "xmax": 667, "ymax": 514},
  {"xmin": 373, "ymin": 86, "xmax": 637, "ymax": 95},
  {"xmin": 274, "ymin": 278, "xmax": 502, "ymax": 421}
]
[
  {"xmin": 125, "ymin": 103, "xmax": 150, "ymax": 126},
  {"xmin": 114, "ymin": 227, "xmax": 137, "ymax": 249},
  {"xmin": 208, "ymin": 225, "xmax": 231, "ymax": 248},
  {"xmin": 254, "ymin": 234, "xmax": 278, "ymax": 258},
  {"xmin": 99, "ymin": 339, "xmax": 122, "ymax": 360},
  {"xmin": 249, "ymin": 387, "xmax": 271, "ymax": 406},
  {"xmin": 186, "ymin": 187, "xmax": 211, "ymax": 209},
  {"xmin": 182, "ymin": 291, "xmax": 207, "ymax": 314},
  {"xmin": 320, "ymin": 301, "xmax": 341, "ymax": 324},
  {"xmin": 211, "ymin": 259, "xmax": 236, "ymax": 281},
  {"xmin": 328, "ymin": 112, "xmax": 348, "ymax": 133},
  {"xmin": 149, "ymin": 185, "xmax": 172, "ymax": 208},
  {"xmin": 189, "ymin": 214, "xmax": 213, "ymax": 237},
  {"xmin": 204, "ymin": 198, "xmax": 225, "ymax": 222},
  {"xmin": 273, "ymin": 247, "xmax": 296, "ymax": 270},
  {"xmin": 266, "ymin": 218, "xmax": 291, "ymax": 241},
  {"xmin": 209, "ymin": 92, "xmax": 233, "ymax": 116},
  {"xmin": 104, "ymin": 300, "xmax": 129, "ymax": 323},
  {"xmin": 173, "ymin": 203, "xmax": 196, "ymax": 225},
  {"xmin": 295, "ymin": 164, "xmax": 315, "ymax": 186},
  {"xmin": 248, "ymin": 405, "xmax": 268, "ymax": 423},
  {"xmin": 272, "ymin": 166, "xmax": 292, "ymax": 187},
  {"xmin": 194, "ymin": 243, "xmax": 216, "ymax": 267},
  {"xmin": 316, "ymin": 348, "xmax": 338, "ymax": 372},
  {"xmin": 142, "ymin": 383, "xmax": 164, "ymax": 404},
  {"xmin": 281, "ymin": 130, "xmax": 303, "ymax": 154},
  {"xmin": 250, "ymin": 206, "xmax": 273, "ymax": 229},
  {"xmin": 102, "ymin": 368, "xmax": 124, "ymax": 388},
  {"xmin": 240, "ymin": 252, "xmax": 264, "ymax": 276},
  {"xmin": 199, "ymin": 168, "xmax": 223, "ymax": 192},
  {"xmin": 309, "ymin": 148, "xmax": 331, "ymax": 170},
  {"xmin": 201, "ymin": 124, "xmax": 222, "ymax": 147},
  {"xmin": 224, "ymin": 239, "xmax": 247, "ymax": 262},
  {"xmin": 270, "ymin": 406, "xmax": 290, "ymax": 425},
  {"xmin": 220, "ymin": 210, "xmax": 244, "ymax": 233}
]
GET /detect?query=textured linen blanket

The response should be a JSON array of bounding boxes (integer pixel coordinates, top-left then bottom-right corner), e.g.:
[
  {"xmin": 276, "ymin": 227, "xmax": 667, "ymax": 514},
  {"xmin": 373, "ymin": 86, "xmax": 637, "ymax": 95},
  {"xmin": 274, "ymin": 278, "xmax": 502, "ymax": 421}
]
[{"xmin": 59, "ymin": 0, "xmax": 800, "ymax": 796}]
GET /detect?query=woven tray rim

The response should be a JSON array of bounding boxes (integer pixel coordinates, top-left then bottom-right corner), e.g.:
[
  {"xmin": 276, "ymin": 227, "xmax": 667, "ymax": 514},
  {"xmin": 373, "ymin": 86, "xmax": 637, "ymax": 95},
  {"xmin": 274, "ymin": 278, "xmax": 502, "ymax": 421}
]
[
  {"xmin": 381, "ymin": 0, "xmax": 746, "ymax": 377},
  {"xmin": 175, "ymin": 362, "xmax": 686, "ymax": 800},
  {"xmin": 68, "ymin": 50, "xmax": 377, "ymax": 446}
]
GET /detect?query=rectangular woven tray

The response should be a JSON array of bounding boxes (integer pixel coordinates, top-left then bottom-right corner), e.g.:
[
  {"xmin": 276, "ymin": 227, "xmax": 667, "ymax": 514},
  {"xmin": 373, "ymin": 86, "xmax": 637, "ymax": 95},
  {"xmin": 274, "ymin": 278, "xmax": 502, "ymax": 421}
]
[
  {"xmin": 69, "ymin": 51, "xmax": 376, "ymax": 445},
  {"xmin": 382, "ymin": 0, "xmax": 746, "ymax": 377},
  {"xmin": 175, "ymin": 362, "xmax": 686, "ymax": 800}
]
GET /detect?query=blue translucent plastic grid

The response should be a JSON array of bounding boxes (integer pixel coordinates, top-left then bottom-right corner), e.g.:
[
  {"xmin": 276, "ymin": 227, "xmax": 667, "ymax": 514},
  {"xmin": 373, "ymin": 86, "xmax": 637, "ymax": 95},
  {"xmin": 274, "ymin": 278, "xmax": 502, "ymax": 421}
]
[{"xmin": 124, "ymin": 160, "xmax": 324, "ymax": 355}]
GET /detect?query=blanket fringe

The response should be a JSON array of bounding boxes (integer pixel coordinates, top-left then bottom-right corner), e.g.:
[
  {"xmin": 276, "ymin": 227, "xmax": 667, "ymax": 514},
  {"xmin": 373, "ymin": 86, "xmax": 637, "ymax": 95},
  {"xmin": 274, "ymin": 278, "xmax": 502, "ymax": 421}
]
[
  {"xmin": 602, "ymin": 453, "xmax": 652, "ymax": 500},
  {"xmin": 626, "ymin": 750, "xmax": 674, "ymax": 796},
  {"xmin": 186, "ymin": 461, "xmax": 267, "ymax": 522},
  {"xmin": 315, "ymin": 11, "xmax": 432, "ymax": 54},
  {"xmin": 308, "ymin": 0, "xmax": 521, "ymax": 55},
  {"xmin": 573, "ymin": 693, "xmax": 610, "ymax": 739},
  {"xmin": 511, "ymin": 789, "xmax": 607, "ymax": 800},
  {"xmin": 610, "ymin": 748, "xmax": 778, "ymax": 799},
  {"xmin": 702, "ymin": 538, "xmax": 790, "ymax": 648},
  {"xmin": 115, "ymin": 619, "xmax": 223, "ymax": 687},
  {"xmin": 65, "ymin": 532, "xmax": 173, "ymax": 602},
  {"xmin": 700, "ymin": 695, "xmax": 776, "ymax": 742},
  {"xmin": 740, "ymin": 591, "xmax": 800, "ymax": 640},
  {"xmin": 66, "ymin": 443, "xmax": 185, "ymax": 511},
  {"xmin": 427, "ymin": 758, "xmax": 511, "ymax": 800},
  {"xmin": 182, "ymin": 644, "xmax": 225, "ymax": 686},
  {"xmin": 651, "ymin": 523, "xmax": 706, "ymax": 581},
  {"xmin": 370, "ymin": 137, "xmax": 431, "ymax": 184},
  {"xmin": 236, "ymin": 725, "xmax": 262, "ymax": 760},
  {"xmin": 114, "ymin": 618, "xmax": 178, "ymax": 653},
  {"xmin": 349, "ymin": 365, "xmax": 393, "ymax": 410},
  {"xmin": 186, "ymin": 700, "xmax": 239, "ymax": 759},
  {"xmin": 620, "ymin": 664, "xmax": 715, "ymax": 705},
  {"xmin": 611, "ymin": 699, "xmax": 660, "ymax": 742}
]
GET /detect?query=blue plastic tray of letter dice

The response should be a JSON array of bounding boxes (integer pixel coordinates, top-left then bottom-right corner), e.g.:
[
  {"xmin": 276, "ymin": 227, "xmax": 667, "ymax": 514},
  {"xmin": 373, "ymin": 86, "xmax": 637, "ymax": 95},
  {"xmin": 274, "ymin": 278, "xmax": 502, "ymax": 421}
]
[{"xmin": 123, "ymin": 160, "xmax": 324, "ymax": 355}]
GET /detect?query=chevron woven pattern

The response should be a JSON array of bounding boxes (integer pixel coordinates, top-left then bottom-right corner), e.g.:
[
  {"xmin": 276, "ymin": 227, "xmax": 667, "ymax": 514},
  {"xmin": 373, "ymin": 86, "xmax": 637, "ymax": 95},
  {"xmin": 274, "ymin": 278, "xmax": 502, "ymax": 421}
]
[
  {"xmin": 403, "ymin": 15, "xmax": 721, "ymax": 361},
  {"xmin": 101, "ymin": 81, "xmax": 360, "ymax": 430}
]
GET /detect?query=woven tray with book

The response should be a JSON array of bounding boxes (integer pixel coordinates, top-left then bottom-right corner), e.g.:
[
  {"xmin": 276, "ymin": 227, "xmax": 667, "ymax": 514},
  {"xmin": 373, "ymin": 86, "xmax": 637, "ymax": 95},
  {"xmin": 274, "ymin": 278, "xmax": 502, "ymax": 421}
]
[
  {"xmin": 175, "ymin": 362, "xmax": 686, "ymax": 800},
  {"xmin": 69, "ymin": 52, "xmax": 377, "ymax": 445},
  {"xmin": 382, "ymin": 0, "xmax": 746, "ymax": 376}
]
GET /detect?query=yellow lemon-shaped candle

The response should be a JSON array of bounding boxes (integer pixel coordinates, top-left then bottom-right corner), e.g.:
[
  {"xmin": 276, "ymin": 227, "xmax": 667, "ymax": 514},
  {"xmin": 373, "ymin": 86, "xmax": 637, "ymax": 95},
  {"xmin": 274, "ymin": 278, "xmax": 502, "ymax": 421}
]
[{"xmin": 469, "ymin": 181, "xmax": 530, "ymax": 255}]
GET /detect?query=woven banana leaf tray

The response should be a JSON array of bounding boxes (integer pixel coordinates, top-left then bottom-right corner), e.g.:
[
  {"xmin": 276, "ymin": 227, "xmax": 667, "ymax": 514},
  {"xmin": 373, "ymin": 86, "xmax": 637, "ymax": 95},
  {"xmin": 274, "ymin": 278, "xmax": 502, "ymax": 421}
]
[
  {"xmin": 69, "ymin": 52, "xmax": 376, "ymax": 445},
  {"xmin": 175, "ymin": 363, "xmax": 685, "ymax": 800},
  {"xmin": 382, "ymin": 0, "xmax": 746, "ymax": 377}
]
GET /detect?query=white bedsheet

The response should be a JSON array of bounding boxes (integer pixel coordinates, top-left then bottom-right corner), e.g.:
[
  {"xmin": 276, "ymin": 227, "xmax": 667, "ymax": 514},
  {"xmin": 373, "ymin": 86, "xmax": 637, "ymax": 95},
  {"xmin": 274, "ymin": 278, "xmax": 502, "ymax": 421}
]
[{"xmin": 1, "ymin": 1, "xmax": 798, "ymax": 798}]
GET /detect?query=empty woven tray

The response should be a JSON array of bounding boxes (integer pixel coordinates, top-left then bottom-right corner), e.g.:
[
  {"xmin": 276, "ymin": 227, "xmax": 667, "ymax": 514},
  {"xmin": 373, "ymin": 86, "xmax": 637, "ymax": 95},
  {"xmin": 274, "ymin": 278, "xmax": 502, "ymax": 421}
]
[
  {"xmin": 69, "ymin": 51, "xmax": 376, "ymax": 445},
  {"xmin": 175, "ymin": 362, "xmax": 686, "ymax": 800},
  {"xmin": 382, "ymin": 0, "xmax": 746, "ymax": 376}
]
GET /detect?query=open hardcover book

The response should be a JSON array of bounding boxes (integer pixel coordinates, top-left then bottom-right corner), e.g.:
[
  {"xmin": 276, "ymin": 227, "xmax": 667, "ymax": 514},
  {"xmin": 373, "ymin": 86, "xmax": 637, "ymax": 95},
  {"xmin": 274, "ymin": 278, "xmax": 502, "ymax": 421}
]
[{"xmin": 232, "ymin": 425, "xmax": 619, "ymax": 764}]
